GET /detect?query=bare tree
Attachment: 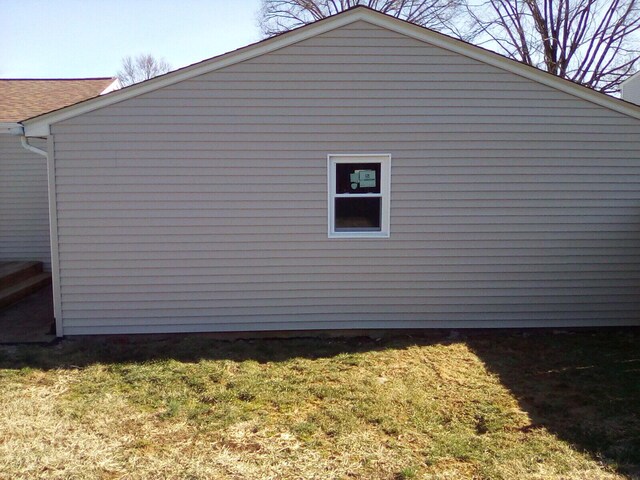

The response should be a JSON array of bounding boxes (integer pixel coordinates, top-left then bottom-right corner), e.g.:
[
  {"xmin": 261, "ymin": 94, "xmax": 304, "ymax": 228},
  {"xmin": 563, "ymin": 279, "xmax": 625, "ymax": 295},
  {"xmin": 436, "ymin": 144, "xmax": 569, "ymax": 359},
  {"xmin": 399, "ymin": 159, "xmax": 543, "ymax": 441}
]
[
  {"xmin": 462, "ymin": 0, "xmax": 640, "ymax": 94},
  {"xmin": 259, "ymin": 0, "xmax": 465, "ymax": 37},
  {"xmin": 117, "ymin": 54, "xmax": 172, "ymax": 86},
  {"xmin": 259, "ymin": 0, "xmax": 640, "ymax": 94}
]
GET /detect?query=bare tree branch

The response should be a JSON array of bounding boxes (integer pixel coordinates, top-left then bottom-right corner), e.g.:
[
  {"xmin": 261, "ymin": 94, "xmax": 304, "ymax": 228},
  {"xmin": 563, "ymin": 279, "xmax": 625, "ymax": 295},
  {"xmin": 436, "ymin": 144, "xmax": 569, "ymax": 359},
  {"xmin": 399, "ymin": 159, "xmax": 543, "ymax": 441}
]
[
  {"xmin": 117, "ymin": 54, "xmax": 172, "ymax": 87},
  {"xmin": 258, "ymin": 0, "xmax": 640, "ymax": 94},
  {"xmin": 259, "ymin": 0, "xmax": 464, "ymax": 37},
  {"xmin": 462, "ymin": 0, "xmax": 640, "ymax": 94}
]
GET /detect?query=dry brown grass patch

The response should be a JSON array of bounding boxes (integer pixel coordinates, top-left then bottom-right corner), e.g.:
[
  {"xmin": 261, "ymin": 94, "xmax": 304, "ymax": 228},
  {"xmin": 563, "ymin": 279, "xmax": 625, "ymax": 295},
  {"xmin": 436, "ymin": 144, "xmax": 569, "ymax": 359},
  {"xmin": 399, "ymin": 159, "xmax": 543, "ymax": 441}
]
[{"xmin": 0, "ymin": 331, "xmax": 636, "ymax": 479}]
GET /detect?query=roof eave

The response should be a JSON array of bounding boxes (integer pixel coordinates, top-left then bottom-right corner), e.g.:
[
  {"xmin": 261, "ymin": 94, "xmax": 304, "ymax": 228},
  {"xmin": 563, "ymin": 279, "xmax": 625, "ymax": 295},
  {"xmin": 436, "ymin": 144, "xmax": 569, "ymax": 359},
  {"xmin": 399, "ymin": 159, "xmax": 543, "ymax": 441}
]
[
  {"xmin": 22, "ymin": 9, "xmax": 373, "ymax": 136},
  {"xmin": 22, "ymin": 7, "xmax": 640, "ymax": 136},
  {"xmin": 0, "ymin": 122, "xmax": 24, "ymax": 135}
]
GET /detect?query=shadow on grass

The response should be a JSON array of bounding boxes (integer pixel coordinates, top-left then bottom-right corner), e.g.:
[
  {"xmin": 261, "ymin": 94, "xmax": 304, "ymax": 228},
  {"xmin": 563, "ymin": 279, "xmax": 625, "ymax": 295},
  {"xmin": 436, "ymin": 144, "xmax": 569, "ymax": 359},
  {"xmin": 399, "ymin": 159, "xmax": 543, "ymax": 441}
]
[
  {"xmin": 466, "ymin": 329, "xmax": 640, "ymax": 478},
  {"xmin": 1, "ymin": 327, "xmax": 639, "ymax": 477},
  {"xmin": 0, "ymin": 331, "xmax": 424, "ymax": 369}
]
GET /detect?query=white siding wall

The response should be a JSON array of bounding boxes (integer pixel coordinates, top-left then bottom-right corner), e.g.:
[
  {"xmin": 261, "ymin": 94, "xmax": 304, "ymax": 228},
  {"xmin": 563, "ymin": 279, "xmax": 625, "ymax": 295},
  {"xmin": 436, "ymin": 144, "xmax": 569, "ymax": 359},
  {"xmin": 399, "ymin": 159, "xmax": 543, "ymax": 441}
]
[
  {"xmin": 52, "ymin": 21, "xmax": 640, "ymax": 334},
  {"xmin": 0, "ymin": 136, "xmax": 51, "ymax": 270},
  {"xmin": 622, "ymin": 73, "xmax": 640, "ymax": 105}
]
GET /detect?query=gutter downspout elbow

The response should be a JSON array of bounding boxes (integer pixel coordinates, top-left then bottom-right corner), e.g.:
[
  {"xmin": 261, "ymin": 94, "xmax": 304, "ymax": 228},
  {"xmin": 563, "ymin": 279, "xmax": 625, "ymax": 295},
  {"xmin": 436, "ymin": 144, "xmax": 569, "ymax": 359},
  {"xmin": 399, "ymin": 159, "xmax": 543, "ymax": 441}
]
[{"xmin": 20, "ymin": 135, "xmax": 48, "ymax": 157}]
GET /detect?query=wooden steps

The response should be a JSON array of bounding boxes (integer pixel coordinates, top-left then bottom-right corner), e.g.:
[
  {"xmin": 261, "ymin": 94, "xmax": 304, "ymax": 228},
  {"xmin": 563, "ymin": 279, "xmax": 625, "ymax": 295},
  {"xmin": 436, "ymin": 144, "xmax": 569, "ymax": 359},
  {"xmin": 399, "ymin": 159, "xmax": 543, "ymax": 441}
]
[{"xmin": 0, "ymin": 262, "xmax": 52, "ymax": 309}]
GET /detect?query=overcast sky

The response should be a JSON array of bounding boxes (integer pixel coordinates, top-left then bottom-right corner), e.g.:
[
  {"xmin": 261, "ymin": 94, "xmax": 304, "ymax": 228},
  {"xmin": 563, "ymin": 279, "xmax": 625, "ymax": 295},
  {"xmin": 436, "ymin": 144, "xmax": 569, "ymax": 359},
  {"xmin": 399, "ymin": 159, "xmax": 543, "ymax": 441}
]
[{"xmin": 1, "ymin": 0, "xmax": 262, "ymax": 78}]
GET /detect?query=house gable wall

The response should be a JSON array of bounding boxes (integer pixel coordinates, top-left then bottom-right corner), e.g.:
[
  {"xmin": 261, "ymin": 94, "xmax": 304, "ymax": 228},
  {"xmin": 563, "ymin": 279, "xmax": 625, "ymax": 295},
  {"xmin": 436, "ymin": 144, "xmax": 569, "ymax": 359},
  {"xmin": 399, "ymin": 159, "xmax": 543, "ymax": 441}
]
[{"xmin": 51, "ymin": 20, "xmax": 640, "ymax": 334}]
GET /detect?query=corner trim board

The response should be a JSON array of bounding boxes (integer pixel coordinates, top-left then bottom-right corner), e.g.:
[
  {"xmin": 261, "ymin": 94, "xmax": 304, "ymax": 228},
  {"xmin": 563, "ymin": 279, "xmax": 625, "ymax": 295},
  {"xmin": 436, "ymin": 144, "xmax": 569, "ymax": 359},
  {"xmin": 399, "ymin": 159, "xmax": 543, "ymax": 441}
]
[{"xmin": 46, "ymin": 136, "xmax": 63, "ymax": 337}]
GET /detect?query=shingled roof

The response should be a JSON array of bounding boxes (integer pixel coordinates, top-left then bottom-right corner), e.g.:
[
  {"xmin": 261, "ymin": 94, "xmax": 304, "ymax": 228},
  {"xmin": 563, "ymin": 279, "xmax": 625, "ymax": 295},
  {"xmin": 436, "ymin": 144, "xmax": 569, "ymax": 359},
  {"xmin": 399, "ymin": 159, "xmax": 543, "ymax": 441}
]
[{"xmin": 0, "ymin": 78, "xmax": 116, "ymax": 122}]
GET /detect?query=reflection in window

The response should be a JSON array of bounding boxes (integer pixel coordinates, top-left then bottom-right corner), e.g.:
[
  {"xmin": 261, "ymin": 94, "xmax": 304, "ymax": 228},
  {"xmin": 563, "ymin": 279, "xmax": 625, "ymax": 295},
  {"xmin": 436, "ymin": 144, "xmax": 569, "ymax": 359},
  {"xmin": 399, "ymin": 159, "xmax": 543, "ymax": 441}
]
[{"xmin": 335, "ymin": 197, "xmax": 381, "ymax": 231}]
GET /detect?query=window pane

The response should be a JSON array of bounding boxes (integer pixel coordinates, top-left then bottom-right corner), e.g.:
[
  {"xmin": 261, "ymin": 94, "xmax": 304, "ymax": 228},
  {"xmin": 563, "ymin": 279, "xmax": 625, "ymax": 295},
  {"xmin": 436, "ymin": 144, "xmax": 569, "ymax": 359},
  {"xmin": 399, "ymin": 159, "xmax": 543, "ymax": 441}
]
[
  {"xmin": 335, "ymin": 197, "xmax": 381, "ymax": 231},
  {"xmin": 336, "ymin": 163, "xmax": 381, "ymax": 194}
]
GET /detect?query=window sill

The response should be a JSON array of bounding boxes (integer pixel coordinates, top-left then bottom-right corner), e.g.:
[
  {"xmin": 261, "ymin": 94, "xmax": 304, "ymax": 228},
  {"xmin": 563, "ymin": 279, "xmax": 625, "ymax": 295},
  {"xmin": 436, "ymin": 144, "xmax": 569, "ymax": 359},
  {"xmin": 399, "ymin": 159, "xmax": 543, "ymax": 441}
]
[{"xmin": 328, "ymin": 231, "xmax": 390, "ymax": 239}]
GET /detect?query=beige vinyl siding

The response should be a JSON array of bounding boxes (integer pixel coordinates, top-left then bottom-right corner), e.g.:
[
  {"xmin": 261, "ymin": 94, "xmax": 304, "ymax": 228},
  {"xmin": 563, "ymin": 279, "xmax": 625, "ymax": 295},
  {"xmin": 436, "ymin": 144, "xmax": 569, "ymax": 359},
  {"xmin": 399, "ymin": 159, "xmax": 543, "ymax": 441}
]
[
  {"xmin": 0, "ymin": 136, "xmax": 51, "ymax": 270},
  {"xmin": 622, "ymin": 73, "xmax": 640, "ymax": 104},
  {"xmin": 52, "ymin": 20, "xmax": 640, "ymax": 335}
]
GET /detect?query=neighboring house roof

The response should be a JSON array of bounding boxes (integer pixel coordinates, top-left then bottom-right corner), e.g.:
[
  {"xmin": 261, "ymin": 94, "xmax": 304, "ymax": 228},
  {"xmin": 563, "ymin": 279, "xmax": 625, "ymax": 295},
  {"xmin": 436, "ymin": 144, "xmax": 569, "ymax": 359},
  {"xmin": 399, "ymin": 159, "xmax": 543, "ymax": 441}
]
[
  {"xmin": 22, "ymin": 7, "xmax": 640, "ymax": 135},
  {"xmin": 0, "ymin": 78, "xmax": 118, "ymax": 123}
]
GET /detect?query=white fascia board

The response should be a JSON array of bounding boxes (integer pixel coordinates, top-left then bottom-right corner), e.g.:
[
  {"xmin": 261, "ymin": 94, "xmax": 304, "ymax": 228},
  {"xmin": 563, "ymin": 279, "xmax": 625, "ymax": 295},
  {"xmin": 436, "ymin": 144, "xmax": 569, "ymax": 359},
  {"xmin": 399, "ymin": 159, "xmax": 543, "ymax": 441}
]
[
  {"xmin": 23, "ymin": 121, "xmax": 50, "ymax": 136},
  {"xmin": 0, "ymin": 123, "xmax": 24, "ymax": 135},
  {"xmin": 22, "ymin": 7, "xmax": 640, "ymax": 136}
]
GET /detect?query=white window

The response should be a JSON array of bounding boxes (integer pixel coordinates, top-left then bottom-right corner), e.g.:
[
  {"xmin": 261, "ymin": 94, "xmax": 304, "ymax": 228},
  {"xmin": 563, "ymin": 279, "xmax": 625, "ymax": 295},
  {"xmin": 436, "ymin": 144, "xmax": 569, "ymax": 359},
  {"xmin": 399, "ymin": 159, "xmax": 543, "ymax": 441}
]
[{"xmin": 328, "ymin": 154, "xmax": 391, "ymax": 238}]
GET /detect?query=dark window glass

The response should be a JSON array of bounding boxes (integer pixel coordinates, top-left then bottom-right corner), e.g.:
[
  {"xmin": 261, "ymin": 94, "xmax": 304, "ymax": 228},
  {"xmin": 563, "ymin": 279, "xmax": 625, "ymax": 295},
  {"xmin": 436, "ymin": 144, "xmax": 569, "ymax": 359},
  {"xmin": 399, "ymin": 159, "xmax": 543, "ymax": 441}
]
[
  {"xmin": 336, "ymin": 163, "xmax": 381, "ymax": 194},
  {"xmin": 335, "ymin": 197, "xmax": 381, "ymax": 231}
]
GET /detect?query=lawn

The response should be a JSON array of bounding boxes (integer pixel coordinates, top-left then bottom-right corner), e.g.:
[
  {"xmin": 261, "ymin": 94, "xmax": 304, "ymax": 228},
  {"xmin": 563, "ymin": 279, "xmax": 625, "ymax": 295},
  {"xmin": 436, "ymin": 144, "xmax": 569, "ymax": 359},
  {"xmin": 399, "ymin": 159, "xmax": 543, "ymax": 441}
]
[{"xmin": 0, "ymin": 329, "xmax": 638, "ymax": 479}]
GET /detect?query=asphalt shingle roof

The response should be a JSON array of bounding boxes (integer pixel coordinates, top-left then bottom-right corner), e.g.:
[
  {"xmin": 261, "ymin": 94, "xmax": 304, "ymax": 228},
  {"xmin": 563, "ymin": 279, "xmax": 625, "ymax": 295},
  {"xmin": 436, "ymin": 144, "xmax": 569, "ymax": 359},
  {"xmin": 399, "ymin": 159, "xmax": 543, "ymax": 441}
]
[{"xmin": 0, "ymin": 78, "xmax": 115, "ymax": 122}]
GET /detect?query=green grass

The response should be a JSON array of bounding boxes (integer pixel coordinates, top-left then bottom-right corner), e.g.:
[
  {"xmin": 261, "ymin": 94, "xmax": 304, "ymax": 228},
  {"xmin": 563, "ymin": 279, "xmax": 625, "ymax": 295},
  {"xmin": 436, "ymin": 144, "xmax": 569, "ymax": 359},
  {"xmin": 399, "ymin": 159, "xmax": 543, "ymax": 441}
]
[{"xmin": 0, "ymin": 330, "xmax": 637, "ymax": 479}]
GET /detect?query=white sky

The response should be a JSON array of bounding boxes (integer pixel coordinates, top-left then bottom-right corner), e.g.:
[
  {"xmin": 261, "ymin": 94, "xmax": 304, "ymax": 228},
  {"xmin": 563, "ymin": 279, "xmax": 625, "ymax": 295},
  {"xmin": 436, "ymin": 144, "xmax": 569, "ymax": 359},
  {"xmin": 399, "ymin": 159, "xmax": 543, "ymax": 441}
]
[{"xmin": 1, "ymin": 0, "xmax": 262, "ymax": 78}]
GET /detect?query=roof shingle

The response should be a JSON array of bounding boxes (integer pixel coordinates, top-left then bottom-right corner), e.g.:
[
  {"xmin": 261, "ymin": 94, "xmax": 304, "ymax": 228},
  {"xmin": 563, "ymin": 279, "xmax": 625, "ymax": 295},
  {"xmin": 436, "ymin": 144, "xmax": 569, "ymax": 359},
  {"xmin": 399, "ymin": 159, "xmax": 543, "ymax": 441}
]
[{"xmin": 0, "ymin": 78, "xmax": 116, "ymax": 122}]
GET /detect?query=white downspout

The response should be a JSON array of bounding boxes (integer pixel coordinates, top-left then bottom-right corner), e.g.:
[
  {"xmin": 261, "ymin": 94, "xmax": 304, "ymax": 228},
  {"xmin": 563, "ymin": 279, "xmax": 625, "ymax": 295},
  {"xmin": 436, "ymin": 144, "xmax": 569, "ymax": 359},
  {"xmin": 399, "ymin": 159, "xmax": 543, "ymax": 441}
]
[
  {"xmin": 20, "ymin": 135, "xmax": 47, "ymax": 157},
  {"xmin": 19, "ymin": 132, "xmax": 64, "ymax": 337}
]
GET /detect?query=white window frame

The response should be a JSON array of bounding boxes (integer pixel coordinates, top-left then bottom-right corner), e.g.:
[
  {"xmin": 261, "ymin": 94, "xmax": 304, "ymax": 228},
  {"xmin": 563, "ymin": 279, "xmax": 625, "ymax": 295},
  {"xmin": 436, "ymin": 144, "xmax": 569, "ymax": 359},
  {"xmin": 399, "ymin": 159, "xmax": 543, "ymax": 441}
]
[{"xmin": 327, "ymin": 154, "xmax": 391, "ymax": 238}]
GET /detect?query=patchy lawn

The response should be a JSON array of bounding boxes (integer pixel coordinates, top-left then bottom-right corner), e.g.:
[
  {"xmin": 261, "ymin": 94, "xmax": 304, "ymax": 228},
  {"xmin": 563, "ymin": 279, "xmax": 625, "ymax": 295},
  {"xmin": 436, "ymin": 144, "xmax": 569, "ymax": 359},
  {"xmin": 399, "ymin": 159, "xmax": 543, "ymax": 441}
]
[{"xmin": 0, "ymin": 330, "xmax": 638, "ymax": 479}]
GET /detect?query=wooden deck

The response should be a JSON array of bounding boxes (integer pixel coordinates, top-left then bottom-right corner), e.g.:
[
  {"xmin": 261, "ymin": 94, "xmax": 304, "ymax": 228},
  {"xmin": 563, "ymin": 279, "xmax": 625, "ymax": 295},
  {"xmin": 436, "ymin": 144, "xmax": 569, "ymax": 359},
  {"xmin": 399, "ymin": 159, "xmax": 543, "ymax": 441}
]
[{"xmin": 0, "ymin": 262, "xmax": 55, "ymax": 343}]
